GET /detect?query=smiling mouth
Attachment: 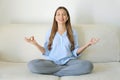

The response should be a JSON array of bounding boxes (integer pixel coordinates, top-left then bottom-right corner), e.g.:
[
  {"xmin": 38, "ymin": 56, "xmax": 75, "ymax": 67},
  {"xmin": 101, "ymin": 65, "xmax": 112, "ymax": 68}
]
[{"xmin": 58, "ymin": 19, "xmax": 64, "ymax": 22}]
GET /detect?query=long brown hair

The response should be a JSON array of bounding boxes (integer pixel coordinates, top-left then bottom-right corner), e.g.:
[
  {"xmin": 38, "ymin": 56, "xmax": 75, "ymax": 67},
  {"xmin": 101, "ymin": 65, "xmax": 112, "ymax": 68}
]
[{"xmin": 48, "ymin": 6, "xmax": 75, "ymax": 51}]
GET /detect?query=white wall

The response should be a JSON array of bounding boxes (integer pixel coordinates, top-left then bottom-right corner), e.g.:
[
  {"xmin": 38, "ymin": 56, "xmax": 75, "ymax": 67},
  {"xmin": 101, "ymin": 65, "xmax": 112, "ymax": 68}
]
[{"xmin": 0, "ymin": 0, "xmax": 120, "ymax": 26}]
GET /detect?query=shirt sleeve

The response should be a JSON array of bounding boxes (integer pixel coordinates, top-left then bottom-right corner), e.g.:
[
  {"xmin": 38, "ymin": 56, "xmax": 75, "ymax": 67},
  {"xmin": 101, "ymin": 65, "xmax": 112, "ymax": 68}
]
[
  {"xmin": 72, "ymin": 29, "xmax": 80, "ymax": 57},
  {"xmin": 43, "ymin": 29, "xmax": 51, "ymax": 56}
]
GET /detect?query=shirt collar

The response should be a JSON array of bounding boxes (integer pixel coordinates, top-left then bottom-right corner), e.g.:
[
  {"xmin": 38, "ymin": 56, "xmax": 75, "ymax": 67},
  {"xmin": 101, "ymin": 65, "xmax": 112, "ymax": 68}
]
[{"xmin": 57, "ymin": 31, "xmax": 67, "ymax": 37}]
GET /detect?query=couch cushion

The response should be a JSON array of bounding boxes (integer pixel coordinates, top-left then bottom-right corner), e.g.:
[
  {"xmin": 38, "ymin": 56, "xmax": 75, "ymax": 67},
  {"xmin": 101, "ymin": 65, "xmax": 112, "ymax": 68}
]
[
  {"xmin": 60, "ymin": 62, "xmax": 120, "ymax": 80},
  {"xmin": 0, "ymin": 24, "xmax": 48, "ymax": 62},
  {"xmin": 74, "ymin": 25, "xmax": 120, "ymax": 62},
  {"xmin": 0, "ymin": 24, "xmax": 120, "ymax": 62},
  {"xmin": 0, "ymin": 61, "xmax": 59, "ymax": 80}
]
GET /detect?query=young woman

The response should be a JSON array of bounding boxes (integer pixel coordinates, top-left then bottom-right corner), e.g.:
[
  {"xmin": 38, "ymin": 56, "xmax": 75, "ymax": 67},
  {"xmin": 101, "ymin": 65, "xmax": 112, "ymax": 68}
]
[{"xmin": 25, "ymin": 6, "xmax": 99, "ymax": 77}]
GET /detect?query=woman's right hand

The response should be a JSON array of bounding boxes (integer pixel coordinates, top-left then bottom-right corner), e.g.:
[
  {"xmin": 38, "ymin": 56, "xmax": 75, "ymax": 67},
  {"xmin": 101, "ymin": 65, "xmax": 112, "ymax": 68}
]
[{"xmin": 25, "ymin": 36, "xmax": 38, "ymax": 45}]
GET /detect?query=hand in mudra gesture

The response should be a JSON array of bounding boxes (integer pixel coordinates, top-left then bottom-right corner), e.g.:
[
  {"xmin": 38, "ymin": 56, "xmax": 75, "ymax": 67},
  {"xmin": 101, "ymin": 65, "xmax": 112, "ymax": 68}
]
[
  {"xmin": 88, "ymin": 38, "xmax": 100, "ymax": 46},
  {"xmin": 25, "ymin": 36, "xmax": 37, "ymax": 45}
]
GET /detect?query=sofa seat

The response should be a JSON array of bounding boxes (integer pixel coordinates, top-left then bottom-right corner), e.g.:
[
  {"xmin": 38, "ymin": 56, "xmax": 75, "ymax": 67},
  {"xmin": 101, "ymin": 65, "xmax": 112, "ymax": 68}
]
[
  {"xmin": 0, "ymin": 61, "xmax": 120, "ymax": 80},
  {"xmin": 61, "ymin": 62, "xmax": 120, "ymax": 80},
  {"xmin": 0, "ymin": 61, "xmax": 59, "ymax": 80}
]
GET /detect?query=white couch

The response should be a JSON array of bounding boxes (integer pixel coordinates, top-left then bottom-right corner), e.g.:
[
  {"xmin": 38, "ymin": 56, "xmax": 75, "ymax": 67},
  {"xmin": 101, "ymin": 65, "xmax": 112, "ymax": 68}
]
[{"xmin": 0, "ymin": 24, "xmax": 120, "ymax": 80}]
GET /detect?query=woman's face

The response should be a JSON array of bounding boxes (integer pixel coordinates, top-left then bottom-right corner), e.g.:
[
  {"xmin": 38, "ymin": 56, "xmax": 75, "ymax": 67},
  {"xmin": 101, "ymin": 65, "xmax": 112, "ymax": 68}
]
[{"xmin": 55, "ymin": 9, "xmax": 68, "ymax": 24}]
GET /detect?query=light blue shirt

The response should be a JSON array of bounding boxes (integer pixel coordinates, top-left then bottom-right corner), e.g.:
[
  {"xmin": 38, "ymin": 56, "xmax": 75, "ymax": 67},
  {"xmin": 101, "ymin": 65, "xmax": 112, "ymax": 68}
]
[{"xmin": 43, "ymin": 29, "xmax": 80, "ymax": 65}]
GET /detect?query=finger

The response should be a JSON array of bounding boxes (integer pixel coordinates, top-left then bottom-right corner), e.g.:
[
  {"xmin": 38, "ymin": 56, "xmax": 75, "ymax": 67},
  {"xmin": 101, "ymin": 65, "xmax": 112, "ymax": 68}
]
[
  {"xmin": 24, "ymin": 37, "xmax": 30, "ymax": 42},
  {"xmin": 30, "ymin": 38, "xmax": 33, "ymax": 40},
  {"xmin": 95, "ymin": 38, "xmax": 100, "ymax": 43},
  {"xmin": 30, "ymin": 36, "xmax": 34, "ymax": 40},
  {"xmin": 94, "ymin": 38, "xmax": 100, "ymax": 44}
]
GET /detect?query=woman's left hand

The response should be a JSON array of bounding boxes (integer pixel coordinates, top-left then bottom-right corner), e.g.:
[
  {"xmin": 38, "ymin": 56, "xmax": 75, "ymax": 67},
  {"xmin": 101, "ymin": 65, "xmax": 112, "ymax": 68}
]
[{"xmin": 88, "ymin": 38, "xmax": 100, "ymax": 45}]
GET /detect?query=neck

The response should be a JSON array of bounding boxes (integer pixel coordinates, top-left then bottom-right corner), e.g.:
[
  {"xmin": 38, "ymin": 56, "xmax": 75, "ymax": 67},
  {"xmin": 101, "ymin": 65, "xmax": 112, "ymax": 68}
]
[
  {"xmin": 58, "ymin": 24, "xmax": 66, "ymax": 31},
  {"xmin": 57, "ymin": 24, "xmax": 66, "ymax": 35}
]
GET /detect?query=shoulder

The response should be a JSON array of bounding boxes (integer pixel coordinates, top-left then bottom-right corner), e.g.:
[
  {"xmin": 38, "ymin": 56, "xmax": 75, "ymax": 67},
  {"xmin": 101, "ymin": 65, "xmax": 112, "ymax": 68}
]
[
  {"xmin": 46, "ymin": 28, "xmax": 52, "ymax": 35},
  {"xmin": 72, "ymin": 28, "xmax": 78, "ymax": 36}
]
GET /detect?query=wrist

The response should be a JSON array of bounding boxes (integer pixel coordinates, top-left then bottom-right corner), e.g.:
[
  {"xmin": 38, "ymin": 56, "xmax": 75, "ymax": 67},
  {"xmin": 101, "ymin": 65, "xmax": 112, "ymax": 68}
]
[
  {"xmin": 34, "ymin": 42, "xmax": 43, "ymax": 48},
  {"xmin": 33, "ymin": 42, "xmax": 39, "ymax": 46},
  {"xmin": 86, "ymin": 43, "xmax": 91, "ymax": 47}
]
